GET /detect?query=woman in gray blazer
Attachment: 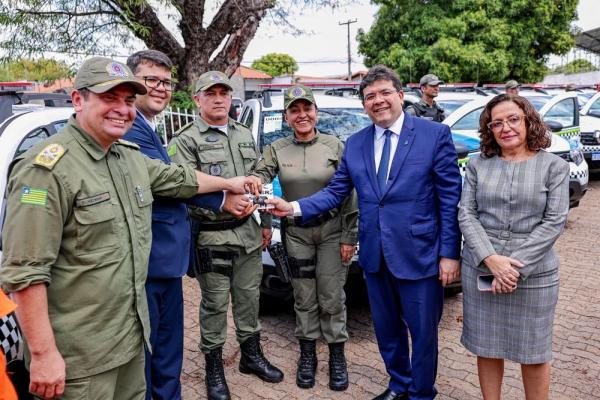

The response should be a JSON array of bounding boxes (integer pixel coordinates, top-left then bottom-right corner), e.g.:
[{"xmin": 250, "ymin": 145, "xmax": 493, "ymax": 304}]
[{"xmin": 458, "ymin": 94, "xmax": 570, "ymax": 400}]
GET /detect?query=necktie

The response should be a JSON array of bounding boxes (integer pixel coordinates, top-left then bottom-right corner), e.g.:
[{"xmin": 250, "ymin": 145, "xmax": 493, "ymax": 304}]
[{"xmin": 377, "ymin": 130, "xmax": 392, "ymax": 192}]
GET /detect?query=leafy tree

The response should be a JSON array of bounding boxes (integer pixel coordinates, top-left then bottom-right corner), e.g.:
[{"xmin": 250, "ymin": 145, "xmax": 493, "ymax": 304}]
[
  {"xmin": 0, "ymin": 58, "xmax": 72, "ymax": 84},
  {"xmin": 357, "ymin": 0, "xmax": 578, "ymax": 84},
  {"xmin": 552, "ymin": 59, "xmax": 597, "ymax": 74},
  {"xmin": 170, "ymin": 90, "xmax": 195, "ymax": 110},
  {"xmin": 251, "ymin": 53, "xmax": 298, "ymax": 77},
  {"xmin": 0, "ymin": 0, "xmax": 340, "ymax": 90}
]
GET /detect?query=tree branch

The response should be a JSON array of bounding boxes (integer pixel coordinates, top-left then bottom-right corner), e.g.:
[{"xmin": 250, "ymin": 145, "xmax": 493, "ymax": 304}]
[{"xmin": 16, "ymin": 9, "xmax": 117, "ymax": 17}]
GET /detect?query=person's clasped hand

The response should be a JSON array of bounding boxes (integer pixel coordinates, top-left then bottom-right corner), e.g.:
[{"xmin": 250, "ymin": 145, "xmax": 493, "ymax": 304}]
[{"xmin": 483, "ymin": 254, "xmax": 524, "ymax": 294}]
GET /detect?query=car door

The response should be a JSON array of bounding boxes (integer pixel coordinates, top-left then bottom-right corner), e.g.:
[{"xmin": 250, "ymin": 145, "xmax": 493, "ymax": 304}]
[{"xmin": 538, "ymin": 93, "xmax": 580, "ymax": 140}]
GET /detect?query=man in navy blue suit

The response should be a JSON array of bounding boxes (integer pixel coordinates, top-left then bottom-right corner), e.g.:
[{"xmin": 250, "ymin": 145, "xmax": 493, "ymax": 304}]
[
  {"xmin": 268, "ymin": 65, "xmax": 462, "ymax": 400},
  {"xmin": 124, "ymin": 50, "xmax": 253, "ymax": 400}
]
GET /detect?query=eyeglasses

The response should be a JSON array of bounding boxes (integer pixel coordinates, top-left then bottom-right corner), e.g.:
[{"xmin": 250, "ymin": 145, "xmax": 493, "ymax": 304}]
[
  {"xmin": 487, "ymin": 115, "xmax": 525, "ymax": 133},
  {"xmin": 363, "ymin": 89, "xmax": 398, "ymax": 103},
  {"xmin": 137, "ymin": 76, "xmax": 176, "ymax": 91}
]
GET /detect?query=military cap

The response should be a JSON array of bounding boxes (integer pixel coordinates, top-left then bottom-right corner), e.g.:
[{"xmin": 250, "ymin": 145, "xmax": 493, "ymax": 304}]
[
  {"xmin": 195, "ymin": 71, "xmax": 233, "ymax": 93},
  {"xmin": 419, "ymin": 74, "xmax": 444, "ymax": 86},
  {"xmin": 74, "ymin": 57, "xmax": 146, "ymax": 95},
  {"xmin": 505, "ymin": 80, "xmax": 520, "ymax": 89},
  {"xmin": 284, "ymin": 84, "xmax": 316, "ymax": 110}
]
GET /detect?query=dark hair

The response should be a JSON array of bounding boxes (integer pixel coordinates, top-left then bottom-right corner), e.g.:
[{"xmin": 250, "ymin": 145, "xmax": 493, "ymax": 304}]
[
  {"xmin": 359, "ymin": 65, "xmax": 403, "ymax": 101},
  {"xmin": 78, "ymin": 87, "xmax": 91, "ymax": 100},
  {"xmin": 126, "ymin": 50, "xmax": 173, "ymax": 74},
  {"xmin": 479, "ymin": 94, "xmax": 551, "ymax": 158}
]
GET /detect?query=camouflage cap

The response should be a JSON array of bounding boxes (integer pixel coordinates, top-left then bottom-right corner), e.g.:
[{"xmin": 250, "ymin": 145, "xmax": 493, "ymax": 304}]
[
  {"xmin": 195, "ymin": 71, "xmax": 233, "ymax": 93},
  {"xmin": 283, "ymin": 84, "xmax": 316, "ymax": 110},
  {"xmin": 505, "ymin": 80, "xmax": 520, "ymax": 89},
  {"xmin": 74, "ymin": 57, "xmax": 146, "ymax": 95},
  {"xmin": 419, "ymin": 74, "xmax": 444, "ymax": 86}
]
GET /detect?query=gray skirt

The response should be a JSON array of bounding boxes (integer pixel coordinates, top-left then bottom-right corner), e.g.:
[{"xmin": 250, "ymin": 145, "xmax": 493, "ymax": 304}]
[{"xmin": 460, "ymin": 262, "xmax": 559, "ymax": 364}]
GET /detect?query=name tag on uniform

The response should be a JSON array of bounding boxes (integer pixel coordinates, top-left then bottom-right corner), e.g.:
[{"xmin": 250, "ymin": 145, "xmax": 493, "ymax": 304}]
[{"xmin": 75, "ymin": 192, "xmax": 111, "ymax": 207}]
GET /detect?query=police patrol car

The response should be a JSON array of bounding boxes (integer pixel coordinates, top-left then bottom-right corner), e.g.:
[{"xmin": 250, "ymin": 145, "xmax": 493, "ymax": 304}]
[
  {"xmin": 442, "ymin": 92, "xmax": 589, "ymax": 208},
  {"xmin": 578, "ymin": 91, "xmax": 600, "ymax": 172}
]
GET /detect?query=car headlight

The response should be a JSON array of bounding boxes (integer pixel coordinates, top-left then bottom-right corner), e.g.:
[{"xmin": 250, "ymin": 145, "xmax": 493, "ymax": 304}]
[
  {"xmin": 569, "ymin": 137, "xmax": 584, "ymax": 166},
  {"xmin": 595, "ymin": 130, "xmax": 600, "ymax": 144}
]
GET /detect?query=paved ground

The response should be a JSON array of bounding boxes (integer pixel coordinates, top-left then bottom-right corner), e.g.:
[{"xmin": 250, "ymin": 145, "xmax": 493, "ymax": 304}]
[{"xmin": 181, "ymin": 177, "xmax": 600, "ymax": 400}]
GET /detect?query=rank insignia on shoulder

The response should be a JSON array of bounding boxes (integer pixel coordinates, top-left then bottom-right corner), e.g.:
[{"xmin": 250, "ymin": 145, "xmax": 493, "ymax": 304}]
[
  {"xmin": 34, "ymin": 144, "xmax": 66, "ymax": 169},
  {"xmin": 20, "ymin": 186, "xmax": 48, "ymax": 207},
  {"xmin": 116, "ymin": 139, "xmax": 140, "ymax": 149}
]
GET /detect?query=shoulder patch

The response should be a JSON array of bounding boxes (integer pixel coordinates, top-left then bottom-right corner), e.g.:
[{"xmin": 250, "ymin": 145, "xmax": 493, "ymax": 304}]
[
  {"xmin": 116, "ymin": 139, "xmax": 140, "ymax": 150},
  {"xmin": 33, "ymin": 144, "xmax": 66, "ymax": 169},
  {"xmin": 167, "ymin": 143, "xmax": 177, "ymax": 157}
]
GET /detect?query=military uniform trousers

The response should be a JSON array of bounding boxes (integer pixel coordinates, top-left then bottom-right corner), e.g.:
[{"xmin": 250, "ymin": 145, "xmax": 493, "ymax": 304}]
[
  {"xmin": 286, "ymin": 214, "xmax": 349, "ymax": 343},
  {"xmin": 197, "ymin": 245, "xmax": 263, "ymax": 352},
  {"xmin": 144, "ymin": 277, "xmax": 183, "ymax": 400},
  {"xmin": 38, "ymin": 345, "xmax": 145, "ymax": 400}
]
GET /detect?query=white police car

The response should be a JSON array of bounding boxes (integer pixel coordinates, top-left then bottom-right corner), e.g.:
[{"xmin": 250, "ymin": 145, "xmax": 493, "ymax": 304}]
[
  {"xmin": 442, "ymin": 92, "xmax": 588, "ymax": 208},
  {"xmin": 578, "ymin": 91, "xmax": 600, "ymax": 173}
]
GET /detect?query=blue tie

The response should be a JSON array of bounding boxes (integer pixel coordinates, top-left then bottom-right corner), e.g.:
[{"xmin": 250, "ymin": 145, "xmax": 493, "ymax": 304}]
[{"xmin": 377, "ymin": 130, "xmax": 392, "ymax": 192}]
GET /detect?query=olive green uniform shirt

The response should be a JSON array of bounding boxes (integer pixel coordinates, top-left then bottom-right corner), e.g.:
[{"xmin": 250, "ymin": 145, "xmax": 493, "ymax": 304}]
[
  {"xmin": 252, "ymin": 131, "xmax": 358, "ymax": 244},
  {"xmin": 168, "ymin": 117, "xmax": 267, "ymax": 253},
  {"xmin": 0, "ymin": 116, "xmax": 199, "ymax": 379}
]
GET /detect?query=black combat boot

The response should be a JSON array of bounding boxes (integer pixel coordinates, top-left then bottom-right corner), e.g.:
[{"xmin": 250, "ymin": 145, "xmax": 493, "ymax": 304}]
[
  {"xmin": 328, "ymin": 342, "xmax": 349, "ymax": 391},
  {"xmin": 205, "ymin": 347, "xmax": 231, "ymax": 400},
  {"xmin": 239, "ymin": 333, "xmax": 284, "ymax": 383},
  {"xmin": 296, "ymin": 339, "xmax": 318, "ymax": 389}
]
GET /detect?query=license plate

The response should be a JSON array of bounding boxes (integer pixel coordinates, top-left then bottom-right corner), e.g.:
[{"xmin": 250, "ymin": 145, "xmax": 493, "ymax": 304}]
[{"xmin": 593, "ymin": 152, "xmax": 600, "ymax": 161}]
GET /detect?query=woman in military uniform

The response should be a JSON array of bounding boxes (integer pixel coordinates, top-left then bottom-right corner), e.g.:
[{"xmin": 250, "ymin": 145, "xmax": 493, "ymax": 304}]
[{"xmin": 252, "ymin": 85, "xmax": 358, "ymax": 391}]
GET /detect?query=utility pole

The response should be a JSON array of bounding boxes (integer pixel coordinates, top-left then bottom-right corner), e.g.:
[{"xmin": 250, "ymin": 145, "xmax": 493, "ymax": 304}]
[{"xmin": 339, "ymin": 19, "xmax": 357, "ymax": 81}]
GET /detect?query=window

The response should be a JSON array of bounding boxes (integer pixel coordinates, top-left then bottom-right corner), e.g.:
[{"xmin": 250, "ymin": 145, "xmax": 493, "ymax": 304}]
[
  {"xmin": 53, "ymin": 121, "xmax": 68, "ymax": 132},
  {"xmin": 452, "ymin": 107, "xmax": 484, "ymax": 131},
  {"xmin": 588, "ymin": 97, "xmax": 600, "ymax": 114},
  {"xmin": 544, "ymin": 98, "xmax": 576, "ymax": 128},
  {"xmin": 15, "ymin": 128, "xmax": 50, "ymax": 158}
]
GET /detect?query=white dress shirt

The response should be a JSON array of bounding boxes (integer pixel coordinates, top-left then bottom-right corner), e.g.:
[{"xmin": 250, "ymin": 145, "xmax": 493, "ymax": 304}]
[{"xmin": 291, "ymin": 113, "xmax": 405, "ymax": 216}]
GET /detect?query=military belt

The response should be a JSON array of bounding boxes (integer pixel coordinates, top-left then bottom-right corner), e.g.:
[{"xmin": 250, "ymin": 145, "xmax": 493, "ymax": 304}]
[{"xmin": 196, "ymin": 217, "xmax": 249, "ymax": 231}]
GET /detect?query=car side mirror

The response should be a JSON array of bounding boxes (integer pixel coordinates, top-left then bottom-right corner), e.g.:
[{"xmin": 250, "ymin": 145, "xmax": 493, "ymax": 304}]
[
  {"xmin": 454, "ymin": 143, "xmax": 469, "ymax": 160},
  {"xmin": 545, "ymin": 120, "xmax": 563, "ymax": 133},
  {"xmin": 588, "ymin": 110, "xmax": 600, "ymax": 118}
]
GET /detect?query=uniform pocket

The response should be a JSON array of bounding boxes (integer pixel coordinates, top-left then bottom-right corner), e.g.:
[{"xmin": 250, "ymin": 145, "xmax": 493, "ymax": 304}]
[
  {"xmin": 239, "ymin": 146, "xmax": 257, "ymax": 173},
  {"xmin": 198, "ymin": 146, "xmax": 228, "ymax": 176},
  {"xmin": 73, "ymin": 201, "xmax": 118, "ymax": 253}
]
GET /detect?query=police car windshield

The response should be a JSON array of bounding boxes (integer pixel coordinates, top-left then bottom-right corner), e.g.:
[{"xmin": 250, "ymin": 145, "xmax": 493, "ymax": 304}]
[
  {"xmin": 520, "ymin": 95, "xmax": 552, "ymax": 111},
  {"xmin": 260, "ymin": 108, "xmax": 372, "ymax": 147},
  {"xmin": 437, "ymin": 100, "xmax": 471, "ymax": 117}
]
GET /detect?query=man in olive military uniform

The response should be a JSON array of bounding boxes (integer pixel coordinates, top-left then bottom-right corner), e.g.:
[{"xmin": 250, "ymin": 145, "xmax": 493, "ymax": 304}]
[
  {"xmin": 405, "ymin": 74, "xmax": 446, "ymax": 122},
  {"xmin": 251, "ymin": 85, "xmax": 358, "ymax": 391},
  {"xmin": 505, "ymin": 80, "xmax": 520, "ymax": 95},
  {"xmin": 168, "ymin": 71, "xmax": 283, "ymax": 400},
  {"xmin": 0, "ymin": 57, "xmax": 255, "ymax": 400}
]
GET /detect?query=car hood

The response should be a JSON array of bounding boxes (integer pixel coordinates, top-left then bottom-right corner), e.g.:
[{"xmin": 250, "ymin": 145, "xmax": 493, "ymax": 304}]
[{"xmin": 580, "ymin": 114, "xmax": 600, "ymax": 132}]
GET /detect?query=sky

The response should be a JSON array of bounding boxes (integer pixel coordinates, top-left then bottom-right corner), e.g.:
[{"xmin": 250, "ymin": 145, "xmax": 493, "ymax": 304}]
[{"xmin": 243, "ymin": 0, "xmax": 600, "ymax": 76}]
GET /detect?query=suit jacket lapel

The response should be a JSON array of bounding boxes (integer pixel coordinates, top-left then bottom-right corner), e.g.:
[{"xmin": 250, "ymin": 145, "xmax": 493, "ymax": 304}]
[
  {"xmin": 382, "ymin": 113, "xmax": 416, "ymax": 197},
  {"xmin": 137, "ymin": 111, "xmax": 170, "ymax": 163},
  {"xmin": 362, "ymin": 125, "xmax": 381, "ymax": 197}
]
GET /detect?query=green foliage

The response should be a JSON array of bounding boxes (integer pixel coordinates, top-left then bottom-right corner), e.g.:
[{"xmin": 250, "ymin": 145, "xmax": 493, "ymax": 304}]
[
  {"xmin": 251, "ymin": 53, "xmax": 298, "ymax": 77},
  {"xmin": 170, "ymin": 90, "xmax": 195, "ymax": 110},
  {"xmin": 552, "ymin": 59, "xmax": 597, "ymax": 74},
  {"xmin": 358, "ymin": 0, "xmax": 578, "ymax": 84},
  {"xmin": 0, "ymin": 58, "xmax": 72, "ymax": 84}
]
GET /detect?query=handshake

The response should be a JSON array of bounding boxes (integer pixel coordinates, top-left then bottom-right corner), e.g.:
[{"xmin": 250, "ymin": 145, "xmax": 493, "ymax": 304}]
[{"xmin": 221, "ymin": 175, "xmax": 293, "ymax": 218}]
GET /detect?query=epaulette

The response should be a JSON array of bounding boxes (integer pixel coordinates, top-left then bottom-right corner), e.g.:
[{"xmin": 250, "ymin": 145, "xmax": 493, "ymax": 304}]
[
  {"xmin": 173, "ymin": 121, "xmax": 195, "ymax": 137},
  {"xmin": 33, "ymin": 144, "xmax": 67, "ymax": 170},
  {"xmin": 116, "ymin": 139, "xmax": 140, "ymax": 150}
]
